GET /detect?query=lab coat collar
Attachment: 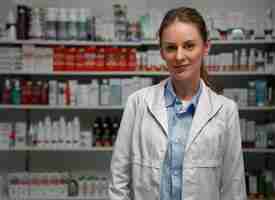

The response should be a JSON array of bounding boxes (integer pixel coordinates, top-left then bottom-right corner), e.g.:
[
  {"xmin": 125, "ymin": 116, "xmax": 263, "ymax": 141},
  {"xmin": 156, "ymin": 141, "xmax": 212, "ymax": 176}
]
[{"xmin": 146, "ymin": 79, "xmax": 223, "ymax": 147}]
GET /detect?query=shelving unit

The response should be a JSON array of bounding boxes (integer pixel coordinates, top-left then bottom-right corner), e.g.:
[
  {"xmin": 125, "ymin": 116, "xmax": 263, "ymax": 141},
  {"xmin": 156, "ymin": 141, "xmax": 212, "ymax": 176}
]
[
  {"xmin": 1, "ymin": 71, "xmax": 274, "ymax": 76},
  {"xmin": 1, "ymin": 37, "xmax": 275, "ymax": 200},
  {"xmin": 10, "ymin": 197, "xmax": 108, "ymax": 200},
  {"xmin": 2, "ymin": 147, "xmax": 275, "ymax": 153},
  {"xmin": 1, "ymin": 39, "xmax": 274, "ymax": 46}
]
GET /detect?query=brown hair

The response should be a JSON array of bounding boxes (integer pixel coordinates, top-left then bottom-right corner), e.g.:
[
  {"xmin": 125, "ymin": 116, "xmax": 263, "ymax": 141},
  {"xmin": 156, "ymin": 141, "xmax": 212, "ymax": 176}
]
[{"xmin": 158, "ymin": 7, "xmax": 211, "ymax": 87}]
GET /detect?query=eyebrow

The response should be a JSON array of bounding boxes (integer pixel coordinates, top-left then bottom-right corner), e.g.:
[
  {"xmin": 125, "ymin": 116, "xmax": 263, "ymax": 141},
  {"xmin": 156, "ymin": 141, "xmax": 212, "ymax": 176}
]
[{"xmin": 162, "ymin": 40, "xmax": 196, "ymax": 45}]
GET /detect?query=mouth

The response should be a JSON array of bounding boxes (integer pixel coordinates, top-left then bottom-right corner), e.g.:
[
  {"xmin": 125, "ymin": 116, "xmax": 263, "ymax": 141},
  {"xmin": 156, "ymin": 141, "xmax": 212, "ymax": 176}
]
[{"xmin": 173, "ymin": 65, "xmax": 189, "ymax": 72}]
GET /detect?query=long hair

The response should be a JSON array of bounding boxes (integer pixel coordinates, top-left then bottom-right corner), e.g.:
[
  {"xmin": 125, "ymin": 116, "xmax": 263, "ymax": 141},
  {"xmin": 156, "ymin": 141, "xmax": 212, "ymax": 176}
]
[{"xmin": 158, "ymin": 7, "xmax": 211, "ymax": 87}]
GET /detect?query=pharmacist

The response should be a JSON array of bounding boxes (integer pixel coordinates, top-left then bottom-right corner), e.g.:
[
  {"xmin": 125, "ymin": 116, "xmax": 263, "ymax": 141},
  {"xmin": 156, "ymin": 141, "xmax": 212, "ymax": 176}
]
[{"xmin": 109, "ymin": 6, "xmax": 246, "ymax": 200}]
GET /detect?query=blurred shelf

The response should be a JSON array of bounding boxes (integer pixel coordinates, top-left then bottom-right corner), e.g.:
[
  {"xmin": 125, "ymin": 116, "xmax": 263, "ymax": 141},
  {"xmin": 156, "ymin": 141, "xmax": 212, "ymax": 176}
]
[
  {"xmin": 208, "ymin": 71, "xmax": 275, "ymax": 76},
  {"xmin": 2, "ymin": 147, "xmax": 275, "ymax": 153},
  {"xmin": 0, "ymin": 39, "xmax": 274, "ymax": 46},
  {"xmin": 0, "ymin": 105, "xmax": 124, "ymax": 110},
  {"xmin": 1, "ymin": 105, "xmax": 275, "ymax": 111},
  {"xmin": 0, "ymin": 71, "xmax": 169, "ymax": 76},
  {"xmin": 0, "ymin": 39, "xmax": 140, "ymax": 46},
  {"xmin": 238, "ymin": 106, "xmax": 275, "ymax": 111},
  {"xmin": 1, "ymin": 71, "xmax": 274, "ymax": 76},
  {"xmin": 9, "ymin": 197, "xmax": 108, "ymax": 200},
  {"xmin": 243, "ymin": 148, "xmax": 275, "ymax": 153},
  {"xmin": 1, "ymin": 147, "xmax": 113, "ymax": 152}
]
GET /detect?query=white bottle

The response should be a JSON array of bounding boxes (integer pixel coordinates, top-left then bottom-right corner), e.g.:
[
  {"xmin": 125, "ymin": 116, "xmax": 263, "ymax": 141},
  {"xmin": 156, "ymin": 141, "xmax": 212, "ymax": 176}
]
[
  {"xmin": 72, "ymin": 117, "xmax": 80, "ymax": 148},
  {"xmin": 67, "ymin": 8, "xmax": 78, "ymax": 40},
  {"xmin": 37, "ymin": 121, "xmax": 44, "ymax": 149},
  {"xmin": 52, "ymin": 121, "xmax": 59, "ymax": 149},
  {"xmin": 44, "ymin": 116, "xmax": 52, "ymax": 148},
  {"xmin": 248, "ymin": 48, "xmax": 256, "ymax": 71},
  {"xmin": 59, "ymin": 116, "xmax": 66, "ymax": 149},
  {"xmin": 100, "ymin": 79, "xmax": 110, "ymax": 105},
  {"xmin": 66, "ymin": 121, "xmax": 73, "ymax": 149},
  {"xmin": 29, "ymin": 8, "xmax": 43, "ymax": 39},
  {"xmin": 233, "ymin": 49, "xmax": 239, "ymax": 71},
  {"xmin": 239, "ymin": 48, "xmax": 247, "ymax": 71},
  {"xmin": 6, "ymin": 10, "xmax": 17, "ymax": 40},
  {"xmin": 255, "ymin": 50, "xmax": 265, "ymax": 72},
  {"xmin": 88, "ymin": 80, "xmax": 99, "ymax": 106}
]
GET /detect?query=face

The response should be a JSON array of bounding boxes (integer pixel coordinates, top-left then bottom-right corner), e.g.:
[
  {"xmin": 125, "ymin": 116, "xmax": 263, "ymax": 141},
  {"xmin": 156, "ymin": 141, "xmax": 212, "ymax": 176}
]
[{"xmin": 160, "ymin": 21, "xmax": 210, "ymax": 83}]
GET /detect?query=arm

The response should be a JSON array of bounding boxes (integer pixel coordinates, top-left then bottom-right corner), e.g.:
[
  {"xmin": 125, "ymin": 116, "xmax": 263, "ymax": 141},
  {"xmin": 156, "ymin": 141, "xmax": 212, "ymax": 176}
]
[
  {"xmin": 109, "ymin": 95, "xmax": 136, "ymax": 200},
  {"xmin": 220, "ymin": 102, "xmax": 247, "ymax": 200}
]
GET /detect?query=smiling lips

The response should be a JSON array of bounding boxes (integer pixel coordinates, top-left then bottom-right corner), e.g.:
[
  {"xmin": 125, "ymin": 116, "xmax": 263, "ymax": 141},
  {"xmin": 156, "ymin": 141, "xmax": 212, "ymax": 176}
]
[{"xmin": 173, "ymin": 65, "xmax": 189, "ymax": 72}]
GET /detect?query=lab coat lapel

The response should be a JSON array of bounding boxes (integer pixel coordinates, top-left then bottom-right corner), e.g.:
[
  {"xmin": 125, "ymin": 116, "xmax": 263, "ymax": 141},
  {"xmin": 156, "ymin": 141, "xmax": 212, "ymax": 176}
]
[
  {"xmin": 146, "ymin": 80, "xmax": 169, "ymax": 136},
  {"xmin": 185, "ymin": 82, "xmax": 222, "ymax": 153}
]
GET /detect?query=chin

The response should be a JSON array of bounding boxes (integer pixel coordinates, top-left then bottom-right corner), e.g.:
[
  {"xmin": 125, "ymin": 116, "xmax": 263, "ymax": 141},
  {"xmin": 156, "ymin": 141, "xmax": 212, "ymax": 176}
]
[{"xmin": 171, "ymin": 71, "xmax": 191, "ymax": 81}]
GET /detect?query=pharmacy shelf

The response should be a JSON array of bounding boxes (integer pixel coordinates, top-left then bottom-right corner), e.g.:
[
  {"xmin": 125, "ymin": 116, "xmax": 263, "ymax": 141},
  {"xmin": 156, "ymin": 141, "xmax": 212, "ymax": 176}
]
[
  {"xmin": 243, "ymin": 148, "xmax": 275, "ymax": 153},
  {"xmin": 238, "ymin": 106, "xmax": 275, "ymax": 111},
  {"xmin": 1, "ymin": 71, "xmax": 274, "ymax": 76},
  {"xmin": 0, "ymin": 105, "xmax": 124, "ymax": 110},
  {"xmin": 0, "ymin": 71, "xmax": 170, "ymax": 76},
  {"xmin": 1, "ymin": 105, "xmax": 275, "ymax": 111},
  {"xmin": 0, "ymin": 39, "xmax": 275, "ymax": 46},
  {"xmin": 3, "ymin": 148, "xmax": 275, "ymax": 153},
  {"xmin": 0, "ymin": 39, "xmax": 140, "ymax": 46},
  {"xmin": 209, "ymin": 71, "xmax": 275, "ymax": 76},
  {"xmin": 9, "ymin": 197, "xmax": 108, "ymax": 200},
  {"xmin": 3, "ymin": 147, "xmax": 113, "ymax": 152},
  {"xmin": 142, "ymin": 39, "xmax": 275, "ymax": 46},
  {"xmin": 210, "ymin": 39, "xmax": 275, "ymax": 45}
]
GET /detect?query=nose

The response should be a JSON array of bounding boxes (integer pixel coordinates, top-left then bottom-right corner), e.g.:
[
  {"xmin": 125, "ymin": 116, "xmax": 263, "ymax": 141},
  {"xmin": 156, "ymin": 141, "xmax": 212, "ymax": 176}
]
[{"xmin": 176, "ymin": 47, "xmax": 186, "ymax": 61}]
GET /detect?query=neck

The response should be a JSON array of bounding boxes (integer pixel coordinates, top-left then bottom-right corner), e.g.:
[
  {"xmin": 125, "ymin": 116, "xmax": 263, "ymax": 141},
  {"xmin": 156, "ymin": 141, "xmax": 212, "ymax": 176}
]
[{"xmin": 172, "ymin": 78, "xmax": 200, "ymax": 101}]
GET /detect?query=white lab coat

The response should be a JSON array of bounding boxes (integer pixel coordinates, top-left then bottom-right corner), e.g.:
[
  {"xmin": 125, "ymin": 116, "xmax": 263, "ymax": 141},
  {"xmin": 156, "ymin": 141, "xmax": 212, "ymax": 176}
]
[{"xmin": 109, "ymin": 79, "xmax": 247, "ymax": 200}]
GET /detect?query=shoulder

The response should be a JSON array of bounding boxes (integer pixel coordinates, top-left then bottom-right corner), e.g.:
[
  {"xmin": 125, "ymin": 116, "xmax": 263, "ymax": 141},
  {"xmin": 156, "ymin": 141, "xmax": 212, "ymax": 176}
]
[
  {"xmin": 127, "ymin": 82, "xmax": 163, "ymax": 105},
  {"xmin": 207, "ymin": 87, "xmax": 238, "ymax": 115}
]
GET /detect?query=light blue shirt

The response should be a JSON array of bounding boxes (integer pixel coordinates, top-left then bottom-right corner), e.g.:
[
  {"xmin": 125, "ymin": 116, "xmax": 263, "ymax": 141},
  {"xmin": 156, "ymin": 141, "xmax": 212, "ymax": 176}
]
[{"xmin": 160, "ymin": 79, "xmax": 202, "ymax": 200}]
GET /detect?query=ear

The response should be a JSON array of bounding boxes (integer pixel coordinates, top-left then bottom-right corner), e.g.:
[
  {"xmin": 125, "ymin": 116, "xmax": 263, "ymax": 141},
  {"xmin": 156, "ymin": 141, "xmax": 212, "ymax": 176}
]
[{"xmin": 203, "ymin": 40, "xmax": 211, "ymax": 56}]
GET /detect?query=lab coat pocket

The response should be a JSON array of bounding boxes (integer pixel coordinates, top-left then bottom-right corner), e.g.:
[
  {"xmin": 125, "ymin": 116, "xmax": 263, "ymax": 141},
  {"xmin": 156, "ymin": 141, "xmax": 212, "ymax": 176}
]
[
  {"xmin": 131, "ymin": 158, "xmax": 160, "ymax": 192},
  {"xmin": 182, "ymin": 166, "xmax": 198, "ymax": 200},
  {"xmin": 193, "ymin": 160, "xmax": 221, "ymax": 200}
]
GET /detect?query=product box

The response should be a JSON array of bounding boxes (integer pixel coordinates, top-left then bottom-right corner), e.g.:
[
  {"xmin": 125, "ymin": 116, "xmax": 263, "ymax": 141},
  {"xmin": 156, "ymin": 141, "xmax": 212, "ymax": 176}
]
[
  {"xmin": 109, "ymin": 78, "xmax": 121, "ymax": 105},
  {"xmin": 0, "ymin": 123, "xmax": 12, "ymax": 150},
  {"xmin": 15, "ymin": 122, "xmax": 27, "ymax": 149},
  {"xmin": 22, "ymin": 44, "xmax": 35, "ymax": 72}
]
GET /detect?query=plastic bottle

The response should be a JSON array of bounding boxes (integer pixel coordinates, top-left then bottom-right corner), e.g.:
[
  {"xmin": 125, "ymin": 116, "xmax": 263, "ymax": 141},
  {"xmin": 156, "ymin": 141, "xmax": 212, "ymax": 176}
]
[
  {"xmin": 6, "ymin": 10, "xmax": 17, "ymax": 40},
  {"xmin": 11, "ymin": 79, "xmax": 21, "ymax": 105},
  {"xmin": 29, "ymin": 8, "xmax": 43, "ymax": 39},
  {"xmin": 111, "ymin": 116, "xmax": 119, "ymax": 145},
  {"xmin": 67, "ymin": 8, "xmax": 78, "ymax": 40},
  {"xmin": 239, "ymin": 48, "xmax": 247, "ymax": 71},
  {"xmin": 16, "ymin": 0, "xmax": 30, "ymax": 39},
  {"xmin": 57, "ymin": 8, "xmax": 68, "ymax": 40},
  {"xmin": 255, "ymin": 50, "xmax": 265, "ymax": 72},
  {"xmin": 72, "ymin": 116, "xmax": 80, "ymax": 147},
  {"xmin": 233, "ymin": 49, "xmax": 239, "ymax": 71},
  {"xmin": 93, "ymin": 117, "xmax": 102, "ymax": 146},
  {"xmin": 77, "ymin": 8, "xmax": 88, "ymax": 40},
  {"xmin": 102, "ymin": 117, "xmax": 112, "ymax": 146},
  {"xmin": 45, "ymin": 8, "xmax": 57, "ymax": 40},
  {"xmin": 2, "ymin": 79, "xmax": 11, "ymax": 104},
  {"xmin": 248, "ymin": 48, "xmax": 256, "ymax": 71},
  {"xmin": 247, "ymin": 81, "xmax": 256, "ymax": 106}
]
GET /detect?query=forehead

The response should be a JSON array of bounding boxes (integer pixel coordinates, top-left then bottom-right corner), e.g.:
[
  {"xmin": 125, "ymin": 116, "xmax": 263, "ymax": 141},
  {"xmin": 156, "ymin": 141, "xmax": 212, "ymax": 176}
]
[{"xmin": 161, "ymin": 21, "xmax": 203, "ymax": 42}]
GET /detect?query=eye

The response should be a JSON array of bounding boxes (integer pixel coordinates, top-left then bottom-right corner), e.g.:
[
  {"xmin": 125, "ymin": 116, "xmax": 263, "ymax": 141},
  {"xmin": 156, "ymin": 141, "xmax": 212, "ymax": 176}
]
[
  {"xmin": 163, "ymin": 45, "xmax": 177, "ymax": 52},
  {"xmin": 184, "ymin": 43, "xmax": 195, "ymax": 50}
]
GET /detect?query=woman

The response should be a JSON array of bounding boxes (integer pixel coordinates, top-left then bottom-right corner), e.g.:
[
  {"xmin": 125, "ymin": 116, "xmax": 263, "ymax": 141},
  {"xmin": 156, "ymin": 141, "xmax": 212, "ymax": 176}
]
[{"xmin": 109, "ymin": 6, "xmax": 246, "ymax": 200}]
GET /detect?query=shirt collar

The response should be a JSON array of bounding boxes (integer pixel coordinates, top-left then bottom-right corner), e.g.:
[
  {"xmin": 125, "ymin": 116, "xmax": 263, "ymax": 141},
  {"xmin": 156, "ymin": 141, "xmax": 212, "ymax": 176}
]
[{"xmin": 164, "ymin": 78, "xmax": 202, "ymax": 112}]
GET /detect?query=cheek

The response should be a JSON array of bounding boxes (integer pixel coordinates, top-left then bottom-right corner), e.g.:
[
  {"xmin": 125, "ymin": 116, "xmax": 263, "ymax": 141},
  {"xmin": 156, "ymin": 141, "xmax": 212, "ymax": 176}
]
[{"xmin": 190, "ymin": 51, "xmax": 204, "ymax": 65}]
